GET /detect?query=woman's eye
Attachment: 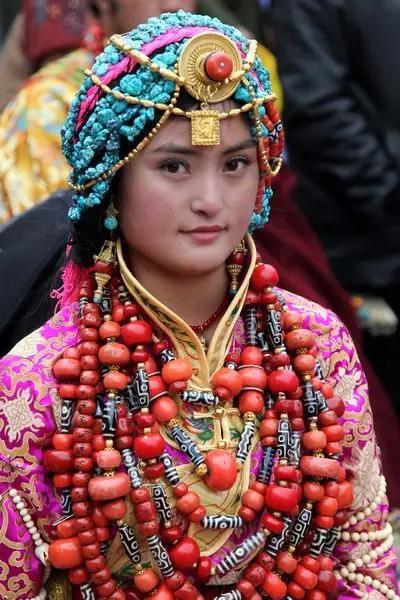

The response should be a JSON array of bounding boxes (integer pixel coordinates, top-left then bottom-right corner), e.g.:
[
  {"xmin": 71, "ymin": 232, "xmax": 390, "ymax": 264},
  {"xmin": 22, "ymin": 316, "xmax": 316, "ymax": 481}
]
[
  {"xmin": 224, "ymin": 157, "xmax": 250, "ymax": 172},
  {"xmin": 160, "ymin": 159, "xmax": 190, "ymax": 174}
]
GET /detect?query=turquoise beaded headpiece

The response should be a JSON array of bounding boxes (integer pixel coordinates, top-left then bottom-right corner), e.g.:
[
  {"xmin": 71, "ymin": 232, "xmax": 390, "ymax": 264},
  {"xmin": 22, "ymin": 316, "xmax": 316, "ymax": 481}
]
[{"xmin": 62, "ymin": 11, "xmax": 283, "ymax": 232}]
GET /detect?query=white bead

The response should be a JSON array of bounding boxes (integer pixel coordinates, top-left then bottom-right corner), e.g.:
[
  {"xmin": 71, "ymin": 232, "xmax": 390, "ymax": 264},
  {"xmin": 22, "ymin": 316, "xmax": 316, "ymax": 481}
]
[
  {"xmin": 341, "ymin": 532, "xmax": 351, "ymax": 541},
  {"xmin": 355, "ymin": 573, "xmax": 364, "ymax": 583},
  {"xmin": 360, "ymin": 532, "xmax": 369, "ymax": 542},
  {"xmin": 368, "ymin": 531, "xmax": 376, "ymax": 541},
  {"xmin": 381, "ymin": 584, "xmax": 389, "ymax": 594},
  {"xmin": 386, "ymin": 590, "xmax": 395, "ymax": 599},
  {"xmin": 364, "ymin": 576, "xmax": 373, "ymax": 586},
  {"xmin": 351, "ymin": 532, "xmax": 360, "ymax": 542},
  {"xmin": 354, "ymin": 558, "xmax": 363, "ymax": 568},
  {"xmin": 23, "ymin": 515, "xmax": 32, "ymax": 523},
  {"xmin": 32, "ymin": 532, "xmax": 41, "ymax": 541},
  {"xmin": 340, "ymin": 567, "xmax": 349, "ymax": 578},
  {"xmin": 12, "ymin": 495, "xmax": 21, "ymax": 504},
  {"xmin": 34, "ymin": 542, "xmax": 49, "ymax": 565},
  {"xmin": 364, "ymin": 507, "xmax": 372, "ymax": 516},
  {"xmin": 27, "ymin": 526, "xmax": 38, "ymax": 535},
  {"xmin": 16, "ymin": 501, "xmax": 25, "ymax": 510},
  {"xmin": 372, "ymin": 579, "xmax": 381, "ymax": 590},
  {"xmin": 347, "ymin": 562, "xmax": 356, "ymax": 572},
  {"xmin": 370, "ymin": 502, "xmax": 377, "ymax": 510},
  {"xmin": 356, "ymin": 512, "xmax": 365, "ymax": 520},
  {"xmin": 370, "ymin": 550, "xmax": 378, "ymax": 560},
  {"xmin": 342, "ymin": 521, "xmax": 350, "ymax": 529},
  {"xmin": 362, "ymin": 554, "xmax": 371, "ymax": 564},
  {"xmin": 348, "ymin": 573, "xmax": 356, "ymax": 582},
  {"xmin": 35, "ymin": 538, "xmax": 44, "ymax": 546},
  {"xmin": 349, "ymin": 516, "xmax": 357, "ymax": 525},
  {"xmin": 20, "ymin": 508, "xmax": 28, "ymax": 517},
  {"xmin": 9, "ymin": 489, "xmax": 18, "ymax": 498}
]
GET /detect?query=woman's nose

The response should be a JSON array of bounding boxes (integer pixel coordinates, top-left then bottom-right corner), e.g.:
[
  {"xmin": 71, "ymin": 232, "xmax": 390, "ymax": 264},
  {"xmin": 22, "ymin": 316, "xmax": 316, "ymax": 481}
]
[{"xmin": 190, "ymin": 183, "xmax": 224, "ymax": 217}]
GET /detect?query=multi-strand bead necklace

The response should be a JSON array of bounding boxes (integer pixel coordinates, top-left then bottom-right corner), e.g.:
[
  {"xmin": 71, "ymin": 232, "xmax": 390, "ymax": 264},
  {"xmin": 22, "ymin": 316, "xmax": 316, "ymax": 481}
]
[{"xmin": 41, "ymin": 245, "xmax": 353, "ymax": 600}]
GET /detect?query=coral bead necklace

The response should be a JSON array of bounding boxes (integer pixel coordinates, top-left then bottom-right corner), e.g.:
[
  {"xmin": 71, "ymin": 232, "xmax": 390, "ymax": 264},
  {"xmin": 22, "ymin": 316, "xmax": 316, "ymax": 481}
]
[{"xmin": 45, "ymin": 248, "xmax": 353, "ymax": 600}]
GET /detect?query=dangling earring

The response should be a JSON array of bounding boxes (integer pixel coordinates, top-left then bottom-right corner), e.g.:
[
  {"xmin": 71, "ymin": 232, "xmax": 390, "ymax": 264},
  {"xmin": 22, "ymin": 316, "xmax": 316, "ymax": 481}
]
[
  {"xmin": 227, "ymin": 239, "xmax": 247, "ymax": 296},
  {"xmin": 91, "ymin": 202, "xmax": 119, "ymax": 304}
]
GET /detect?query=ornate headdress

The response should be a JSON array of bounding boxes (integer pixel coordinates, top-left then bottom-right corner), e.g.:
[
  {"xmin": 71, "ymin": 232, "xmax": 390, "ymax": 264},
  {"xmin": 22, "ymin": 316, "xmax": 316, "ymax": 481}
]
[{"xmin": 62, "ymin": 11, "xmax": 284, "ymax": 232}]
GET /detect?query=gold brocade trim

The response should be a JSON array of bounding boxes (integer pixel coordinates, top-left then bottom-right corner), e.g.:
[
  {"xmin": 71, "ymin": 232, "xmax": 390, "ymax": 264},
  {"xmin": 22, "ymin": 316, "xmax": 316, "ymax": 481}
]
[{"xmin": 117, "ymin": 234, "xmax": 257, "ymax": 387}]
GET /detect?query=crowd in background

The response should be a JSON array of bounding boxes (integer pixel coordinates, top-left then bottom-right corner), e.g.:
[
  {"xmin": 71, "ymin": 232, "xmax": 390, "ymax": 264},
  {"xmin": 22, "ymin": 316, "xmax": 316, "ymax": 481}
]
[{"xmin": 0, "ymin": 0, "xmax": 399, "ymax": 508}]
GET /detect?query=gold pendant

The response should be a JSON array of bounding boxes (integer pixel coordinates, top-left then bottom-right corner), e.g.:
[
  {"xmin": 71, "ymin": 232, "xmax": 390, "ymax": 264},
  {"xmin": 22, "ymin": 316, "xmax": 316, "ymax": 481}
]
[{"xmin": 191, "ymin": 109, "xmax": 220, "ymax": 146}]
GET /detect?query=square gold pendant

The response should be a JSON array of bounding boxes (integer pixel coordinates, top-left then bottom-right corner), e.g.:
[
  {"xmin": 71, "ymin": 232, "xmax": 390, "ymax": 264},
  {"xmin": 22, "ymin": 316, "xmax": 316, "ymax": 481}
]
[{"xmin": 191, "ymin": 110, "xmax": 220, "ymax": 145}]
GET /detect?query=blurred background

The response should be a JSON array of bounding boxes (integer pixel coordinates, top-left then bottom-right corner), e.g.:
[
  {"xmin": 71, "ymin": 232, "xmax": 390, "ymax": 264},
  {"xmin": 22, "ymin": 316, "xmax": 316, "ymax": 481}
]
[{"xmin": 0, "ymin": 1, "xmax": 399, "ymax": 513}]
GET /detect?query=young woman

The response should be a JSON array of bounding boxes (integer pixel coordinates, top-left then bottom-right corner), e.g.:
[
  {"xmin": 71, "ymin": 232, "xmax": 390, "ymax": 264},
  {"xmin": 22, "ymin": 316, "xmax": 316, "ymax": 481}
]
[{"xmin": 0, "ymin": 11, "xmax": 397, "ymax": 600}]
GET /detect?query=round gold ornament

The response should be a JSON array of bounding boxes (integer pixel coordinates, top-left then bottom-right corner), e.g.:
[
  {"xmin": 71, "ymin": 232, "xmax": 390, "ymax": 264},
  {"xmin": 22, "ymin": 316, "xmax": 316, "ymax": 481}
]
[{"xmin": 178, "ymin": 32, "xmax": 243, "ymax": 103}]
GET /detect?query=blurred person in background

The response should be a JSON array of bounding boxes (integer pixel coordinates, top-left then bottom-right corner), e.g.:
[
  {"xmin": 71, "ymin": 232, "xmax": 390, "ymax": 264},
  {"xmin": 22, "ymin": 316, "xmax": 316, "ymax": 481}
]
[{"xmin": 271, "ymin": 0, "xmax": 400, "ymax": 406}]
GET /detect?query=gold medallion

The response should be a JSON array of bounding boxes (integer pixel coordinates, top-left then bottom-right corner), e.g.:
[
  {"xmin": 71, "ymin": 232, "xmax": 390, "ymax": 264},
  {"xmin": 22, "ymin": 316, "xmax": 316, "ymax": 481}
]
[{"xmin": 178, "ymin": 32, "xmax": 242, "ymax": 103}]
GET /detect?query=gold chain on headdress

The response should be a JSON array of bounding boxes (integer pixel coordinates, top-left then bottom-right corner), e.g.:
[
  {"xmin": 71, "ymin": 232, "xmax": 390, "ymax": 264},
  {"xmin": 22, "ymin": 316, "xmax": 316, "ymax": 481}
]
[{"xmin": 69, "ymin": 32, "xmax": 279, "ymax": 192}]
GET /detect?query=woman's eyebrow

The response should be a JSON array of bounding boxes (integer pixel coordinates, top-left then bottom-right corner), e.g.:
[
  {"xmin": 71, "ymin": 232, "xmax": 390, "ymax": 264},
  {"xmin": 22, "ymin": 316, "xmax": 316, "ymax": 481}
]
[{"xmin": 152, "ymin": 138, "xmax": 256, "ymax": 155}]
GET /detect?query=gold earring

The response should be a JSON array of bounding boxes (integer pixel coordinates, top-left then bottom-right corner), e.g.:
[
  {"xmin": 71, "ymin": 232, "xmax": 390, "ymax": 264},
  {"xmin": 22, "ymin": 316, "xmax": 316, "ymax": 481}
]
[{"xmin": 227, "ymin": 239, "xmax": 247, "ymax": 295}]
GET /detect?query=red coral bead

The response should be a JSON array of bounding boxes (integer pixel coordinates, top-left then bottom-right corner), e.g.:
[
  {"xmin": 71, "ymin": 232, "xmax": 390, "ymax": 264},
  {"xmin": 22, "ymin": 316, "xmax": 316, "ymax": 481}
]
[
  {"xmin": 275, "ymin": 551, "xmax": 297, "ymax": 574},
  {"xmin": 143, "ymin": 462, "xmax": 165, "ymax": 480},
  {"xmin": 239, "ymin": 390, "xmax": 265, "ymax": 414},
  {"xmin": 130, "ymin": 487, "xmax": 150, "ymax": 504},
  {"xmin": 321, "ymin": 424, "xmax": 345, "ymax": 443},
  {"xmin": 169, "ymin": 537, "xmax": 200, "ymax": 572},
  {"xmin": 160, "ymin": 525, "xmax": 182, "ymax": 545},
  {"xmin": 265, "ymin": 484, "xmax": 298, "ymax": 512},
  {"xmin": 239, "ymin": 367, "xmax": 267, "ymax": 390},
  {"xmin": 138, "ymin": 520, "xmax": 159, "ymax": 537},
  {"xmin": 337, "ymin": 480, "xmax": 353, "ymax": 509},
  {"xmin": 43, "ymin": 449, "xmax": 74, "ymax": 473},
  {"xmin": 134, "ymin": 568, "xmax": 159, "ymax": 593},
  {"xmin": 261, "ymin": 513, "xmax": 284, "ymax": 534},
  {"xmin": 316, "ymin": 496, "xmax": 338, "ymax": 517},
  {"xmin": 241, "ymin": 489, "xmax": 264, "ymax": 512},
  {"xmin": 99, "ymin": 321, "xmax": 121, "ymax": 340},
  {"xmin": 53, "ymin": 358, "xmax": 82, "ymax": 381},
  {"xmin": 211, "ymin": 367, "xmax": 243, "ymax": 397},
  {"xmin": 176, "ymin": 491, "xmax": 200, "ymax": 514},
  {"xmin": 285, "ymin": 329, "xmax": 315, "ymax": 353},
  {"xmin": 269, "ymin": 370, "xmax": 299, "ymax": 394},
  {"xmin": 103, "ymin": 370, "xmax": 129, "ymax": 390},
  {"xmin": 134, "ymin": 433, "xmax": 165, "ymax": 459},
  {"xmin": 303, "ymin": 481, "xmax": 324, "ymax": 502},
  {"xmin": 240, "ymin": 346, "xmax": 263, "ymax": 366},
  {"xmin": 293, "ymin": 565, "xmax": 318, "ymax": 590},
  {"xmin": 204, "ymin": 51, "xmax": 233, "ymax": 81},
  {"xmin": 300, "ymin": 456, "xmax": 340, "ymax": 480},
  {"xmin": 286, "ymin": 582, "xmax": 306, "ymax": 599},
  {"xmin": 164, "ymin": 570, "xmax": 185, "ymax": 590},
  {"xmin": 57, "ymin": 518, "xmax": 79, "ymax": 538},
  {"xmin": 162, "ymin": 358, "xmax": 192, "ymax": 384},
  {"xmin": 250, "ymin": 264, "xmax": 279, "ymax": 291},
  {"xmin": 96, "ymin": 448, "xmax": 122, "ymax": 469},
  {"xmin": 88, "ymin": 472, "xmax": 130, "ymax": 501},
  {"xmin": 195, "ymin": 556, "xmax": 212, "ymax": 583},
  {"xmin": 302, "ymin": 430, "xmax": 327, "ymax": 451},
  {"xmin": 67, "ymin": 566, "xmax": 89, "ymax": 585},
  {"xmin": 145, "ymin": 583, "xmax": 174, "ymax": 600},
  {"xmin": 326, "ymin": 395, "xmax": 345, "ymax": 417},
  {"xmin": 243, "ymin": 564, "xmax": 265, "ymax": 586},
  {"xmin": 48, "ymin": 537, "xmax": 83, "ymax": 569},
  {"xmin": 98, "ymin": 342, "xmax": 130, "ymax": 366},
  {"xmin": 151, "ymin": 396, "xmax": 178, "ymax": 423},
  {"xmin": 121, "ymin": 320, "xmax": 153, "ymax": 346},
  {"xmin": 134, "ymin": 501, "xmax": 157, "ymax": 522},
  {"xmin": 204, "ymin": 449, "xmax": 237, "ymax": 491},
  {"xmin": 53, "ymin": 433, "xmax": 74, "ymax": 450},
  {"xmin": 261, "ymin": 571, "xmax": 287, "ymax": 600}
]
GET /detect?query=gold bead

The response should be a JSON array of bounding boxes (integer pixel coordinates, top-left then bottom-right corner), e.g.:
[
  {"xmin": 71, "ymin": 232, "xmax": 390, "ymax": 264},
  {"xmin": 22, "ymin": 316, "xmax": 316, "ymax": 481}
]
[{"xmin": 196, "ymin": 464, "xmax": 208, "ymax": 477}]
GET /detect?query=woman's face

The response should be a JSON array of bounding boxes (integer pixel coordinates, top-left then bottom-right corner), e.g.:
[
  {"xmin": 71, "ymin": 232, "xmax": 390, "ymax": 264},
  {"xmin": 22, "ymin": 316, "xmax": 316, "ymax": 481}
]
[{"xmin": 119, "ymin": 110, "xmax": 259, "ymax": 277}]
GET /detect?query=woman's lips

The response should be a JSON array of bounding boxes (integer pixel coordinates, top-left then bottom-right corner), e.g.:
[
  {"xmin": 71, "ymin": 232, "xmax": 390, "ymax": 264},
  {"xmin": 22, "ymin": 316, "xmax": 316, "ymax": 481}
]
[{"xmin": 182, "ymin": 225, "xmax": 225, "ymax": 243}]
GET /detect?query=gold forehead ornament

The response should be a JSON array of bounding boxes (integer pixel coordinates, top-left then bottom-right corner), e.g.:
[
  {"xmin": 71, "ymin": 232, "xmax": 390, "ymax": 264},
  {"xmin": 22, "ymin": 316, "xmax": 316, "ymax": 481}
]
[{"xmin": 71, "ymin": 32, "xmax": 276, "ymax": 192}]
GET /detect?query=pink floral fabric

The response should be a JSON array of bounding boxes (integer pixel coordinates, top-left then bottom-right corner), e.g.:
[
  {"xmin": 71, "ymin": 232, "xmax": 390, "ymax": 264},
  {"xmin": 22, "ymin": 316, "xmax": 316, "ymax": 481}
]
[{"xmin": 0, "ymin": 291, "xmax": 398, "ymax": 598}]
